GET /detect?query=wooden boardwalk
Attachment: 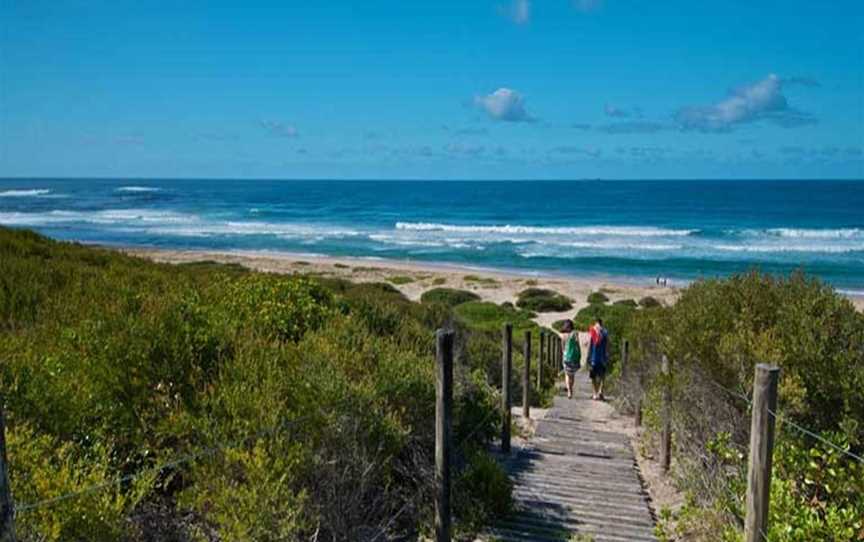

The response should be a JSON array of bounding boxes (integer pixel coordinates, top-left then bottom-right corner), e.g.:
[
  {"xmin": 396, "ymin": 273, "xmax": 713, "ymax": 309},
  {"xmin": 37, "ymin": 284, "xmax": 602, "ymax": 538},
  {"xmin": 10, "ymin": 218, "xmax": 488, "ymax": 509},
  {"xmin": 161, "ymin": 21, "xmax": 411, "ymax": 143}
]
[{"xmin": 482, "ymin": 375, "xmax": 658, "ymax": 542}]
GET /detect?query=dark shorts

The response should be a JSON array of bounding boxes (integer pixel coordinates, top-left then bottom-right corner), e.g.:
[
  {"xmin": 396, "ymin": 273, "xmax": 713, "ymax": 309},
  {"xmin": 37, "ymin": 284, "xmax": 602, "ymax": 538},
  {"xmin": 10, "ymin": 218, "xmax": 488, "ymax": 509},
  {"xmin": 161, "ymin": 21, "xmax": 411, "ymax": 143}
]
[
  {"xmin": 589, "ymin": 363, "xmax": 607, "ymax": 380},
  {"xmin": 563, "ymin": 361, "xmax": 580, "ymax": 374}
]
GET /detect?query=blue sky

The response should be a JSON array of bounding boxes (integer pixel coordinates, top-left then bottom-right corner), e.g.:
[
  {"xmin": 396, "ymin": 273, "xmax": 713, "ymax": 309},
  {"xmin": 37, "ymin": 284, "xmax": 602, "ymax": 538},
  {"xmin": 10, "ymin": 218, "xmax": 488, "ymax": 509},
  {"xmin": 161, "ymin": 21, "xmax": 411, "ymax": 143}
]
[{"xmin": 1, "ymin": 1, "xmax": 862, "ymax": 179}]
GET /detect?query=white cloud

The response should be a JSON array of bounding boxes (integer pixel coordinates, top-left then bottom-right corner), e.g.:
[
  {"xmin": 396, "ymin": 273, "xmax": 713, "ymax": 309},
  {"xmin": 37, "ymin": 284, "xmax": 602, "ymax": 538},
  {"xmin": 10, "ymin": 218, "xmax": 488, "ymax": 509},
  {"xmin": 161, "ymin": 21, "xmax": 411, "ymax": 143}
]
[
  {"xmin": 674, "ymin": 74, "xmax": 816, "ymax": 132},
  {"xmin": 474, "ymin": 88, "xmax": 534, "ymax": 122},
  {"xmin": 604, "ymin": 104, "xmax": 630, "ymax": 118},
  {"xmin": 260, "ymin": 121, "xmax": 299, "ymax": 138},
  {"xmin": 445, "ymin": 143, "xmax": 486, "ymax": 156},
  {"xmin": 499, "ymin": 0, "xmax": 531, "ymax": 24}
]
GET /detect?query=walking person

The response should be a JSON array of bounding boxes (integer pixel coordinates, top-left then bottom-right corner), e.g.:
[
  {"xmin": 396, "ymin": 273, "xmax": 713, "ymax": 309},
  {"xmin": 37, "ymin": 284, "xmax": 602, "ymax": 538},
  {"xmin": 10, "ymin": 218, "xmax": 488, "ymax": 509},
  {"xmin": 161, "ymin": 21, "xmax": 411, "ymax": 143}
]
[
  {"xmin": 559, "ymin": 320, "xmax": 581, "ymax": 399},
  {"xmin": 588, "ymin": 318, "xmax": 609, "ymax": 400}
]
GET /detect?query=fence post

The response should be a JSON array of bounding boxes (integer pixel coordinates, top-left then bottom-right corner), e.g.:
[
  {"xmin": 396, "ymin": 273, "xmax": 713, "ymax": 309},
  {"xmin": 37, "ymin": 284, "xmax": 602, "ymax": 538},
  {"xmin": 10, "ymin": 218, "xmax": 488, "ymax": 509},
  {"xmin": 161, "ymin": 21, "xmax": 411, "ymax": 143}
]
[
  {"xmin": 744, "ymin": 364, "xmax": 780, "ymax": 542},
  {"xmin": 620, "ymin": 339, "xmax": 629, "ymax": 380},
  {"xmin": 522, "ymin": 331, "xmax": 531, "ymax": 419},
  {"xmin": 501, "ymin": 324, "xmax": 512, "ymax": 454},
  {"xmin": 435, "ymin": 329, "xmax": 454, "ymax": 542},
  {"xmin": 635, "ymin": 340, "xmax": 643, "ymax": 427},
  {"xmin": 0, "ymin": 401, "xmax": 14, "ymax": 542},
  {"xmin": 660, "ymin": 354, "xmax": 672, "ymax": 473},
  {"xmin": 536, "ymin": 331, "xmax": 543, "ymax": 392}
]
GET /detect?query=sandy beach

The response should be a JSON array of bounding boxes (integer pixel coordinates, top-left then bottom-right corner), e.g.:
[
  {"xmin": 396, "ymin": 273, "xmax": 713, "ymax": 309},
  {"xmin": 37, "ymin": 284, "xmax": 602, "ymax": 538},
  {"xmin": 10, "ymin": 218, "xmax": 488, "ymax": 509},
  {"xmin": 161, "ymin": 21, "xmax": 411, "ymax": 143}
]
[
  {"xmin": 121, "ymin": 247, "xmax": 864, "ymax": 315},
  {"xmin": 122, "ymin": 247, "xmax": 685, "ymax": 324}
]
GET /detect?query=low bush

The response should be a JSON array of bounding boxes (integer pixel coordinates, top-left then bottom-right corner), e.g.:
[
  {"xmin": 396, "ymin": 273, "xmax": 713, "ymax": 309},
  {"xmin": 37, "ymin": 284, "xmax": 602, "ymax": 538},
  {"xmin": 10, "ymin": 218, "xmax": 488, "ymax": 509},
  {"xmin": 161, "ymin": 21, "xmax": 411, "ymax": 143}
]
[
  {"xmin": 420, "ymin": 287, "xmax": 480, "ymax": 307},
  {"xmin": 0, "ymin": 227, "xmax": 509, "ymax": 541},
  {"xmin": 463, "ymin": 275, "xmax": 498, "ymax": 286},
  {"xmin": 622, "ymin": 271, "xmax": 864, "ymax": 540},
  {"xmin": 387, "ymin": 275, "xmax": 415, "ymax": 285},
  {"xmin": 638, "ymin": 296, "xmax": 661, "ymax": 308},
  {"xmin": 613, "ymin": 298, "xmax": 638, "ymax": 308},
  {"xmin": 516, "ymin": 288, "xmax": 572, "ymax": 312},
  {"xmin": 454, "ymin": 301, "xmax": 536, "ymax": 333},
  {"xmin": 587, "ymin": 291, "xmax": 609, "ymax": 304}
]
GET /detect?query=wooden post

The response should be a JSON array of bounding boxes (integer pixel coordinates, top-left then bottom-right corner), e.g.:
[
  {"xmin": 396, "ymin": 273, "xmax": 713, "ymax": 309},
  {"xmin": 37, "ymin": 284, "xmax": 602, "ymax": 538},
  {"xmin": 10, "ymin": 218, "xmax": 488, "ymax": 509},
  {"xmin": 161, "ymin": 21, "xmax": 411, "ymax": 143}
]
[
  {"xmin": 559, "ymin": 338, "xmax": 563, "ymax": 367},
  {"xmin": 536, "ymin": 331, "xmax": 543, "ymax": 392},
  {"xmin": 0, "ymin": 401, "xmax": 14, "ymax": 542},
  {"xmin": 660, "ymin": 355, "xmax": 672, "ymax": 473},
  {"xmin": 501, "ymin": 324, "xmax": 512, "ymax": 454},
  {"xmin": 744, "ymin": 364, "xmax": 780, "ymax": 542},
  {"xmin": 435, "ymin": 329, "xmax": 454, "ymax": 542},
  {"xmin": 635, "ymin": 341, "xmax": 643, "ymax": 427},
  {"xmin": 620, "ymin": 339, "xmax": 629, "ymax": 380},
  {"xmin": 522, "ymin": 331, "xmax": 531, "ymax": 419}
]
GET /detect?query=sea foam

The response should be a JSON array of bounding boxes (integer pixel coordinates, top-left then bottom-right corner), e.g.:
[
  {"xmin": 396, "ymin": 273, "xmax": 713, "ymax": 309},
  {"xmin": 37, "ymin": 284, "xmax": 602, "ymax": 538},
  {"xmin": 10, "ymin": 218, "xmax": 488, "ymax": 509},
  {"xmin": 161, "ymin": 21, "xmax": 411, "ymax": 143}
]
[
  {"xmin": 395, "ymin": 222, "xmax": 696, "ymax": 237},
  {"xmin": 116, "ymin": 186, "xmax": 162, "ymax": 193},
  {"xmin": 0, "ymin": 189, "xmax": 52, "ymax": 197}
]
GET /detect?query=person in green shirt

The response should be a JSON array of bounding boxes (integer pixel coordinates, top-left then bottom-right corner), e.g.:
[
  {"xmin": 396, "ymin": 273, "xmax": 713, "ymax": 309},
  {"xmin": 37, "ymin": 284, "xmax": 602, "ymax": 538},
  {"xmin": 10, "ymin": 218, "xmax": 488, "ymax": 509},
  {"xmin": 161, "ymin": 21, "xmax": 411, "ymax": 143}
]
[{"xmin": 559, "ymin": 319, "xmax": 581, "ymax": 399}]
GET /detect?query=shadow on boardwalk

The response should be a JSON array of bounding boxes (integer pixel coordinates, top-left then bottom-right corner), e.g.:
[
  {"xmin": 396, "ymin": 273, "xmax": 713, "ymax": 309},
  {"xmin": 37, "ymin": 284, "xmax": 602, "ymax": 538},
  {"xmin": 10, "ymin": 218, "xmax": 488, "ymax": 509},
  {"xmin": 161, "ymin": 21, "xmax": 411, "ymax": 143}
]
[{"xmin": 480, "ymin": 374, "xmax": 657, "ymax": 542}]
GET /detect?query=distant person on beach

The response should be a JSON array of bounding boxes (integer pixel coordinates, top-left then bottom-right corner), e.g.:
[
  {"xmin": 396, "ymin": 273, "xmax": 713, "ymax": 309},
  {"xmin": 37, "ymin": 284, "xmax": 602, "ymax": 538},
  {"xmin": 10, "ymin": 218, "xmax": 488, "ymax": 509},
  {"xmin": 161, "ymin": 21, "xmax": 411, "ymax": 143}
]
[
  {"xmin": 559, "ymin": 320, "xmax": 581, "ymax": 399},
  {"xmin": 588, "ymin": 318, "xmax": 609, "ymax": 400}
]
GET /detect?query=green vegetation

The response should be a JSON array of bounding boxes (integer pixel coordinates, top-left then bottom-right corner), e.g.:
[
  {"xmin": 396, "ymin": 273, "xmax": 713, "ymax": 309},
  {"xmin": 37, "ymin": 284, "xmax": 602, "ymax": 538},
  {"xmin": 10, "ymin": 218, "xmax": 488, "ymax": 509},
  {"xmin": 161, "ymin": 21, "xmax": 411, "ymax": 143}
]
[
  {"xmin": 463, "ymin": 274, "xmax": 498, "ymax": 286},
  {"xmin": 613, "ymin": 298, "xmax": 638, "ymax": 308},
  {"xmin": 621, "ymin": 271, "xmax": 864, "ymax": 541},
  {"xmin": 516, "ymin": 288, "xmax": 573, "ymax": 312},
  {"xmin": 638, "ymin": 295, "xmax": 661, "ymax": 308},
  {"xmin": 0, "ymin": 227, "xmax": 513, "ymax": 541},
  {"xmin": 387, "ymin": 275, "xmax": 415, "ymax": 285},
  {"xmin": 420, "ymin": 287, "xmax": 480, "ymax": 307},
  {"xmin": 431, "ymin": 277, "xmax": 447, "ymax": 285},
  {"xmin": 454, "ymin": 301, "xmax": 535, "ymax": 333},
  {"xmin": 587, "ymin": 291, "xmax": 609, "ymax": 304},
  {"xmin": 333, "ymin": 262, "xmax": 350, "ymax": 269},
  {"xmin": 292, "ymin": 260, "xmax": 311, "ymax": 266}
]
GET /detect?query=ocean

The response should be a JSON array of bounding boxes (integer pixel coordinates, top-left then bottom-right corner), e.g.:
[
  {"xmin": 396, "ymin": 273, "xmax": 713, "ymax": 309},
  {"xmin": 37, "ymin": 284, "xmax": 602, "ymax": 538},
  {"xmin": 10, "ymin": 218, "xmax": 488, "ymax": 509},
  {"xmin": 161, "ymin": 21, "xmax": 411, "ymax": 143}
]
[{"xmin": 1, "ymin": 179, "xmax": 863, "ymax": 293}]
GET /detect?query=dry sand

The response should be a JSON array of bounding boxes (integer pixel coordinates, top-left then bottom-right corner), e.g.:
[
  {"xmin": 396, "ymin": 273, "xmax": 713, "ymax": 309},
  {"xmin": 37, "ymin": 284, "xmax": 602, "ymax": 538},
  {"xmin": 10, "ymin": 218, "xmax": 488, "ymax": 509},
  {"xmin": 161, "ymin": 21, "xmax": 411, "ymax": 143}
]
[{"xmin": 122, "ymin": 247, "xmax": 684, "ymax": 323}]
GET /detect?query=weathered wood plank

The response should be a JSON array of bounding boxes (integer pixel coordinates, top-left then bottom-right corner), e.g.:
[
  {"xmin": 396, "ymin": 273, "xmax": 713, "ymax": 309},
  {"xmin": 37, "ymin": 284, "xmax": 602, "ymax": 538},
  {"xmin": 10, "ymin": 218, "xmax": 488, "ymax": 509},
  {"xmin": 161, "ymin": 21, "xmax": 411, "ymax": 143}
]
[{"xmin": 481, "ymin": 372, "xmax": 657, "ymax": 541}]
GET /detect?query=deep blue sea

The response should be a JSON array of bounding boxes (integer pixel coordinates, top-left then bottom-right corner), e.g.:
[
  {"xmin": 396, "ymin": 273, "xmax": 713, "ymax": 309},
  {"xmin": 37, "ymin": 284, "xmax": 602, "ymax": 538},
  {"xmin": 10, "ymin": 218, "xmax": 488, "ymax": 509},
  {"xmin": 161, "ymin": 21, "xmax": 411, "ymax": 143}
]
[{"xmin": 1, "ymin": 179, "xmax": 863, "ymax": 292}]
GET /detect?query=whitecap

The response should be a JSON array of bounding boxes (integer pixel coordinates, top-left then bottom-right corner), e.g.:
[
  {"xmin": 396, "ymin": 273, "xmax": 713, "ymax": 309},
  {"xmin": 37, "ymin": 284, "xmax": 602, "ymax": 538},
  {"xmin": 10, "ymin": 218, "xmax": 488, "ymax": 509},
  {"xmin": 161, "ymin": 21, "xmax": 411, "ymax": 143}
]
[
  {"xmin": 116, "ymin": 186, "xmax": 162, "ymax": 193},
  {"xmin": 0, "ymin": 189, "xmax": 52, "ymax": 197},
  {"xmin": 395, "ymin": 222, "xmax": 696, "ymax": 237}
]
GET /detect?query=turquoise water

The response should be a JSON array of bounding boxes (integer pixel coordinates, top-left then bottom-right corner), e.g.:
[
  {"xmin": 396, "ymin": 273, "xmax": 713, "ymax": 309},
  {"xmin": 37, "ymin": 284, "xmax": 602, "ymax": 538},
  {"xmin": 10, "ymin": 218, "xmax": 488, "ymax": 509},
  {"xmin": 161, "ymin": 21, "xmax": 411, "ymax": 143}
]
[{"xmin": 1, "ymin": 179, "xmax": 863, "ymax": 292}]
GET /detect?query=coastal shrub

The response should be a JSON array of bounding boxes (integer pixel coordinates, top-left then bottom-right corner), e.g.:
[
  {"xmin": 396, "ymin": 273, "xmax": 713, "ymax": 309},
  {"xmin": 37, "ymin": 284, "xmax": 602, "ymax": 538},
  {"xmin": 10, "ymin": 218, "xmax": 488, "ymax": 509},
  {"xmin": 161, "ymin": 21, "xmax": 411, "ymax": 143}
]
[
  {"xmin": 454, "ymin": 301, "xmax": 536, "ymax": 333},
  {"xmin": 587, "ymin": 291, "xmax": 609, "ymax": 304},
  {"xmin": 9, "ymin": 424, "xmax": 155, "ymax": 542},
  {"xmin": 622, "ymin": 271, "xmax": 864, "ymax": 540},
  {"xmin": 613, "ymin": 298, "xmax": 638, "ymax": 308},
  {"xmin": 638, "ymin": 295, "xmax": 661, "ymax": 308},
  {"xmin": 0, "ymin": 227, "xmax": 508, "ymax": 540},
  {"xmin": 516, "ymin": 288, "xmax": 572, "ymax": 312},
  {"xmin": 420, "ymin": 287, "xmax": 480, "ymax": 307},
  {"xmin": 387, "ymin": 275, "xmax": 415, "ymax": 285},
  {"xmin": 431, "ymin": 277, "xmax": 446, "ymax": 285},
  {"xmin": 453, "ymin": 450, "xmax": 513, "ymax": 533},
  {"xmin": 225, "ymin": 274, "xmax": 333, "ymax": 342},
  {"xmin": 463, "ymin": 274, "xmax": 498, "ymax": 286}
]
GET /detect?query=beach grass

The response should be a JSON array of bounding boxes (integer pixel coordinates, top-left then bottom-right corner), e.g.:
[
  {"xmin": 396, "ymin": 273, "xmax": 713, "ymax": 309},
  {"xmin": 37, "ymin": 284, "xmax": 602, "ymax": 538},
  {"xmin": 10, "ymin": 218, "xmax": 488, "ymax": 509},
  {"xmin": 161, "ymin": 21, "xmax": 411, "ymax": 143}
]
[
  {"xmin": 464, "ymin": 274, "xmax": 499, "ymax": 286},
  {"xmin": 387, "ymin": 275, "xmax": 415, "ymax": 285},
  {"xmin": 516, "ymin": 288, "xmax": 573, "ymax": 312}
]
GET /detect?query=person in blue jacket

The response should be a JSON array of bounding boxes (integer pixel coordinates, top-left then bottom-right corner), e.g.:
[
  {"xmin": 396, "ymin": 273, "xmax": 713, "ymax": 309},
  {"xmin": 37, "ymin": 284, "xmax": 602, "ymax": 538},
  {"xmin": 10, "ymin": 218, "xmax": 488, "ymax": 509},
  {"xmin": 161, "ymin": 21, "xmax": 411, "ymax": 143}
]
[{"xmin": 588, "ymin": 318, "xmax": 609, "ymax": 400}]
